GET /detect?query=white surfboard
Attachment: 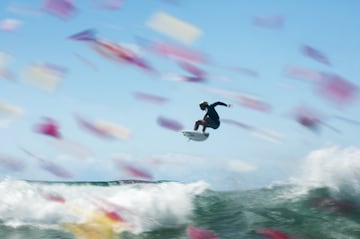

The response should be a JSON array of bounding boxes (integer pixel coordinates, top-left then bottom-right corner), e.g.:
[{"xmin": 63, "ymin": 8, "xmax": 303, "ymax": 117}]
[{"xmin": 182, "ymin": 130, "xmax": 209, "ymax": 141}]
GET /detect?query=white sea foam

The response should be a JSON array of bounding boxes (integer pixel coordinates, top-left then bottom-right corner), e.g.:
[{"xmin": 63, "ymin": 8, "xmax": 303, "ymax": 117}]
[
  {"xmin": 266, "ymin": 146, "xmax": 360, "ymax": 200},
  {"xmin": 297, "ymin": 146, "xmax": 360, "ymax": 192},
  {"xmin": 0, "ymin": 179, "xmax": 209, "ymax": 233}
]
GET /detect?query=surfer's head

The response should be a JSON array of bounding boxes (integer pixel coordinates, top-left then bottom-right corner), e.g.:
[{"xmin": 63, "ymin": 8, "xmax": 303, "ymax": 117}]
[{"xmin": 199, "ymin": 101, "xmax": 208, "ymax": 110}]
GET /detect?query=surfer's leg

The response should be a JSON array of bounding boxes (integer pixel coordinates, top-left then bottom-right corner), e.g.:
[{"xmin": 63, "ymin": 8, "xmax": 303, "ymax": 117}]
[
  {"xmin": 194, "ymin": 119, "xmax": 206, "ymax": 131},
  {"xmin": 202, "ymin": 125, "xmax": 207, "ymax": 133}
]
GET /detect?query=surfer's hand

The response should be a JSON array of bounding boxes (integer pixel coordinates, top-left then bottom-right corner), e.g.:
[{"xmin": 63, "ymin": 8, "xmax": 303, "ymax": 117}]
[{"xmin": 227, "ymin": 104, "xmax": 232, "ymax": 108}]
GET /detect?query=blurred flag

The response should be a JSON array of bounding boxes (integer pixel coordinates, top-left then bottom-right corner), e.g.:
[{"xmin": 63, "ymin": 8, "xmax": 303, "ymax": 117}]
[
  {"xmin": 147, "ymin": 11, "xmax": 202, "ymax": 44},
  {"xmin": 252, "ymin": 15, "xmax": 284, "ymax": 29},
  {"xmin": 94, "ymin": 120, "xmax": 131, "ymax": 140},
  {"xmin": 301, "ymin": 45, "xmax": 331, "ymax": 66},
  {"xmin": 69, "ymin": 29, "xmax": 156, "ymax": 74},
  {"xmin": 23, "ymin": 63, "xmax": 67, "ymax": 92},
  {"xmin": 178, "ymin": 61, "xmax": 206, "ymax": 77},
  {"xmin": 34, "ymin": 117, "xmax": 61, "ymax": 139},
  {"xmin": 0, "ymin": 154, "xmax": 25, "ymax": 172},
  {"xmin": 187, "ymin": 225, "xmax": 219, "ymax": 239},
  {"xmin": 0, "ymin": 101, "xmax": 24, "ymax": 128},
  {"xmin": 284, "ymin": 65, "xmax": 323, "ymax": 84},
  {"xmin": 157, "ymin": 116, "xmax": 184, "ymax": 131},
  {"xmin": 0, "ymin": 18, "xmax": 22, "ymax": 31},
  {"xmin": 43, "ymin": 0, "xmax": 77, "ymax": 19},
  {"xmin": 133, "ymin": 92, "xmax": 169, "ymax": 105},
  {"xmin": 256, "ymin": 227, "xmax": 291, "ymax": 239},
  {"xmin": 317, "ymin": 73, "xmax": 358, "ymax": 107}
]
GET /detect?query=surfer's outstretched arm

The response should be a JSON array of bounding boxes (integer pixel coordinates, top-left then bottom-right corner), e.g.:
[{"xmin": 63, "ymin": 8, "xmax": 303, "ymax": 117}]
[{"xmin": 212, "ymin": 101, "xmax": 230, "ymax": 107}]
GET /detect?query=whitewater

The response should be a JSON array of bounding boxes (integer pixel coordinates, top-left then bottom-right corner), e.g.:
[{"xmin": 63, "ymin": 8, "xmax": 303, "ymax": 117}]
[{"xmin": 0, "ymin": 146, "xmax": 359, "ymax": 239}]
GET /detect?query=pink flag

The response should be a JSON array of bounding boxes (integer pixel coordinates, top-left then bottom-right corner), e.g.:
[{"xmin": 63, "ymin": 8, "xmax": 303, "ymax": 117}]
[
  {"xmin": 122, "ymin": 55, "xmax": 156, "ymax": 73},
  {"xmin": 187, "ymin": 226, "xmax": 219, "ymax": 239},
  {"xmin": 42, "ymin": 191, "xmax": 66, "ymax": 203},
  {"xmin": 238, "ymin": 96, "xmax": 271, "ymax": 112},
  {"xmin": 178, "ymin": 61, "xmax": 206, "ymax": 77},
  {"xmin": 114, "ymin": 159, "xmax": 153, "ymax": 180},
  {"xmin": 43, "ymin": 0, "xmax": 77, "ymax": 19},
  {"xmin": 317, "ymin": 73, "xmax": 358, "ymax": 106},
  {"xmin": 122, "ymin": 164, "xmax": 153, "ymax": 180},
  {"xmin": 150, "ymin": 41, "xmax": 207, "ymax": 63},
  {"xmin": 301, "ymin": 45, "xmax": 331, "ymax": 66},
  {"xmin": 284, "ymin": 65, "xmax": 323, "ymax": 84}
]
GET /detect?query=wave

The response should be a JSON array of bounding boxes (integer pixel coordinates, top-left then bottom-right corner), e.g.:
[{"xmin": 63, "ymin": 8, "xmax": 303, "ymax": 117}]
[
  {"xmin": 0, "ymin": 179, "xmax": 209, "ymax": 234},
  {"xmin": 1, "ymin": 147, "xmax": 360, "ymax": 238},
  {"xmin": 0, "ymin": 178, "xmax": 360, "ymax": 239}
]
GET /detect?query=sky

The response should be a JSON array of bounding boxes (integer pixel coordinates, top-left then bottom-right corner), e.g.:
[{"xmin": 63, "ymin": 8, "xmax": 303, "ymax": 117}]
[{"xmin": 1, "ymin": 0, "xmax": 359, "ymax": 190}]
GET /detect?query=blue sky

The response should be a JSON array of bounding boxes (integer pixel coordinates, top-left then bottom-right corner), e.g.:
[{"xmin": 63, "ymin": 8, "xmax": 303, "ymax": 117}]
[{"xmin": 1, "ymin": 0, "xmax": 359, "ymax": 190}]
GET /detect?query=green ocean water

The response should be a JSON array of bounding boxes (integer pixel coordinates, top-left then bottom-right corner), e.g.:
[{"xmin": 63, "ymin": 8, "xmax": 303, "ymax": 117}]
[{"xmin": 0, "ymin": 180, "xmax": 359, "ymax": 239}]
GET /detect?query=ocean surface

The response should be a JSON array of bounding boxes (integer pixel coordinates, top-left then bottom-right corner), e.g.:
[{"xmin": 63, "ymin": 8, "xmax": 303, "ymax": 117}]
[{"xmin": 0, "ymin": 178, "xmax": 359, "ymax": 239}]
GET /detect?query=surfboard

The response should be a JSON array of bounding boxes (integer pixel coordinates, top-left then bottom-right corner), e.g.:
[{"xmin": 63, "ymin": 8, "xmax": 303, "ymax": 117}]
[{"xmin": 182, "ymin": 130, "xmax": 209, "ymax": 141}]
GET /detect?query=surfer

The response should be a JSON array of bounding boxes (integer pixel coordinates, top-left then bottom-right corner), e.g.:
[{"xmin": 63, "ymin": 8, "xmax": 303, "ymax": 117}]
[{"xmin": 194, "ymin": 101, "xmax": 231, "ymax": 133}]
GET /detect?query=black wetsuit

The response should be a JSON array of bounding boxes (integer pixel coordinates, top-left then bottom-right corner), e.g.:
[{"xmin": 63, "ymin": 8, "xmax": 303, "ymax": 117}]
[{"xmin": 204, "ymin": 102, "xmax": 227, "ymax": 129}]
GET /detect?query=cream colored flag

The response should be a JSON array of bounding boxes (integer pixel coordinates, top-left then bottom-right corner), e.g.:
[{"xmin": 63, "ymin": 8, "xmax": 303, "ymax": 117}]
[
  {"xmin": 0, "ymin": 101, "xmax": 24, "ymax": 127},
  {"xmin": 94, "ymin": 120, "xmax": 131, "ymax": 140},
  {"xmin": 23, "ymin": 63, "xmax": 65, "ymax": 92},
  {"xmin": 147, "ymin": 11, "xmax": 202, "ymax": 45}
]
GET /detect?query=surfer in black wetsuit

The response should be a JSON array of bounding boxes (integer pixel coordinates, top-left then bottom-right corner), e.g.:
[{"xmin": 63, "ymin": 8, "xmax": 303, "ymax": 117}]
[{"xmin": 194, "ymin": 101, "xmax": 231, "ymax": 133}]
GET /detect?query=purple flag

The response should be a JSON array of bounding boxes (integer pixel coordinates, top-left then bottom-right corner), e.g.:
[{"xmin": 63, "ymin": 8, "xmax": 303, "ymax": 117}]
[
  {"xmin": 157, "ymin": 116, "xmax": 184, "ymax": 131},
  {"xmin": 68, "ymin": 29, "xmax": 96, "ymax": 41},
  {"xmin": 301, "ymin": 45, "xmax": 331, "ymax": 66}
]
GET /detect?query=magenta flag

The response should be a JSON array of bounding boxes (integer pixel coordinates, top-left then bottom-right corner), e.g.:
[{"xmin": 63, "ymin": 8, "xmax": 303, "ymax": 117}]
[
  {"xmin": 317, "ymin": 73, "xmax": 359, "ymax": 106},
  {"xmin": 34, "ymin": 117, "xmax": 61, "ymax": 139},
  {"xmin": 256, "ymin": 228, "xmax": 291, "ymax": 239},
  {"xmin": 187, "ymin": 226, "xmax": 219, "ymax": 239}
]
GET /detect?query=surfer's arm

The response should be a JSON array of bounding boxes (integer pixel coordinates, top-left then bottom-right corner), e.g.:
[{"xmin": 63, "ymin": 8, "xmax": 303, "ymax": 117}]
[{"xmin": 212, "ymin": 101, "xmax": 230, "ymax": 107}]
